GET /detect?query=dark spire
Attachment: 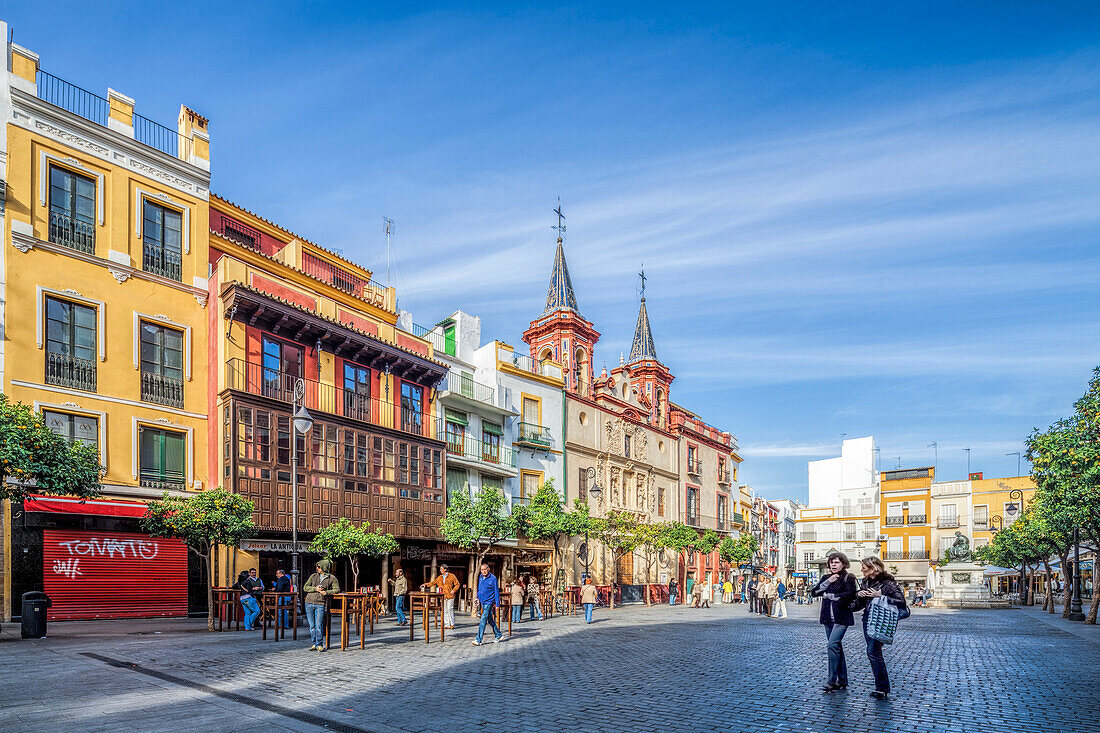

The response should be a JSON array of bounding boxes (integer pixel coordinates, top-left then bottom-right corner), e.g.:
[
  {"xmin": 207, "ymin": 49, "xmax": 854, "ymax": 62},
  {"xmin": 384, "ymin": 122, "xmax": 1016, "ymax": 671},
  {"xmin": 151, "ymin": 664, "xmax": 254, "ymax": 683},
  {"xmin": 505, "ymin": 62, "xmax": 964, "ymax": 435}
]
[
  {"xmin": 543, "ymin": 236, "xmax": 580, "ymax": 315},
  {"xmin": 628, "ymin": 297, "xmax": 657, "ymax": 363}
]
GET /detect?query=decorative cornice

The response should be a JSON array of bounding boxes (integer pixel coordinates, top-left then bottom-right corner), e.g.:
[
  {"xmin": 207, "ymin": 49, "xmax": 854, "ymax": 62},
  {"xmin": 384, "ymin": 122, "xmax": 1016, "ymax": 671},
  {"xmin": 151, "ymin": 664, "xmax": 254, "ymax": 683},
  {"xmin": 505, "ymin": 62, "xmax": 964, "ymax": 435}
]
[
  {"xmin": 11, "ymin": 229, "xmax": 207, "ymax": 306},
  {"xmin": 11, "ymin": 88, "xmax": 210, "ymax": 197}
]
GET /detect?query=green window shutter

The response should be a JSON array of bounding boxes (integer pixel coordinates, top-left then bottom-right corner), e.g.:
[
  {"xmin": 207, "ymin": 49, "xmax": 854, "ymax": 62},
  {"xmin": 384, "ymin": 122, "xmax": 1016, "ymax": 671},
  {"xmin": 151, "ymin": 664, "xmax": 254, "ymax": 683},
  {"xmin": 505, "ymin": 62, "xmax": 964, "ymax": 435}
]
[
  {"xmin": 444, "ymin": 408, "xmax": 468, "ymax": 426},
  {"xmin": 444, "ymin": 324, "xmax": 456, "ymax": 356},
  {"xmin": 482, "ymin": 421, "xmax": 503, "ymax": 436}
]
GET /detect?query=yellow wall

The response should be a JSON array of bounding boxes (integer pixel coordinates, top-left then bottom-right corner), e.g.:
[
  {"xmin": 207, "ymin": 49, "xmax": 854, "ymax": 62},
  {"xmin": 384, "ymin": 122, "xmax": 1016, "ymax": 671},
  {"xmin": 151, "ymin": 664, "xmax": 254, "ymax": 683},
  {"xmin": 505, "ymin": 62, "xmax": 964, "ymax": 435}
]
[
  {"xmin": 3, "ymin": 125, "xmax": 210, "ymax": 495},
  {"xmin": 880, "ymin": 471, "xmax": 933, "ymax": 556},
  {"xmin": 971, "ymin": 475, "xmax": 1037, "ymax": 544}
]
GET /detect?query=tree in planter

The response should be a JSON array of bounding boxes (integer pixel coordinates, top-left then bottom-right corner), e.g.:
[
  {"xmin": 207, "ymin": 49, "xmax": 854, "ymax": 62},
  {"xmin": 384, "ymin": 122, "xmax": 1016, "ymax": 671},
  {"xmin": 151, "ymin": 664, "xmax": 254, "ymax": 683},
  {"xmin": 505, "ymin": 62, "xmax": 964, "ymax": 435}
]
[
  {"xmin": 509, "ymin": 479, "xmax": 590, "ymax": 583},
  {"xmin": 0, "ymin": 394, "xmax": 103, "ymax": 502},
  {"xmin": 309, "ymin": 518, "xmax": 399, "ymax": 591},
  {"xmin": 635, "ymin": 522, "xmax": 698, "ymax": 606},
  {"xmin": 591, "ymin": 510, "xmax": 641, "ymax": 609},
  {"xmin": 1027, "ymin": 367, "xmax": 1100, "ymax": 623},
  {"xmin": 143, "ymin": 488, "xmax": 255, "ymax": 631},
  {"xmin": 440, "ymin": 486, "xmax": 518, "ymax": 611}
]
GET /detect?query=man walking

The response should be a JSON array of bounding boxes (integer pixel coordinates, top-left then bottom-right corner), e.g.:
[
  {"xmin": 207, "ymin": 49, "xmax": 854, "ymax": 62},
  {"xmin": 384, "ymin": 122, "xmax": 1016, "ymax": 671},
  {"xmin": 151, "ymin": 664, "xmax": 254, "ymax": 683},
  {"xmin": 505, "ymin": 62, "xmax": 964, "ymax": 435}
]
[
  {"xmin": 472, "ymin": 563, "xmax": 503, "ymax": 646},
  {"xmin": 747, "ymin": 576, "xmax": 758, "ymax": 613},
  {"xmin": 774, "ymin": 577, "xmax": 788, "ymax": 618},
  {"xmin": 580, "ymin": 577, "xmax": 599, "ymax": 623},
  {"xmin": 388, "ymin": 568, "xmax": 409, "ymax": 625},
  {"xmin": 273, "ymin": 568, "xmax": 292, "ymax": 629},
  {"xmin": 422, "ymin": 564, "xmax": 461, "ymax": 629},
  {"xmin": 303, "ymin": 559, "xmax": 340, "ymax": 651}
]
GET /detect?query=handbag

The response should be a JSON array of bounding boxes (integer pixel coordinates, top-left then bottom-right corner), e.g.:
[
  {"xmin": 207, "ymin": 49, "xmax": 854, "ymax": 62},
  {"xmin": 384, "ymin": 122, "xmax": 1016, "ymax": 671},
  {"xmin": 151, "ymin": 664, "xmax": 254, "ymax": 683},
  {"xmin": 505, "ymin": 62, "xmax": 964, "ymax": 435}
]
[{"xmin": 865, "ymin": 596, "xmax": 900, "ymax": 644}]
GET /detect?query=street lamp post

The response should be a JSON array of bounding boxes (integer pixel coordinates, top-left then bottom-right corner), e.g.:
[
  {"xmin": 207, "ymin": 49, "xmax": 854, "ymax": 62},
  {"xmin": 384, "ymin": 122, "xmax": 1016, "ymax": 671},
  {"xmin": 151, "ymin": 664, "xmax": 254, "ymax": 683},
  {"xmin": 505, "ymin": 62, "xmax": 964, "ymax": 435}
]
[
  {"xmin": 989, "ymin": 489, "xmax": 1026, "ymax": 604},
  {"xmin": 1068, "ymin": 526, "xmax": 1085, "ymax": 621},
  {"xmin": 583, "ymin": 466, "xmax": 602, "ymax": 581},
  {"xmin": 290, "ymin": 379, "xmax": 314, "ymax": 594}
]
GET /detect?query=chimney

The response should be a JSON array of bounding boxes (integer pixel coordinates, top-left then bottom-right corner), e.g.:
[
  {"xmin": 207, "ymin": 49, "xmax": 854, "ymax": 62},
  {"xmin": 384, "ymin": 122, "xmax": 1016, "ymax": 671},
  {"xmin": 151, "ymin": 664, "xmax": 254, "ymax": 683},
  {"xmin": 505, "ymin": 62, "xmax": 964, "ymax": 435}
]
[{"xmin": 177, "ymin": 105, "xmax": 210, "ymax": 171}]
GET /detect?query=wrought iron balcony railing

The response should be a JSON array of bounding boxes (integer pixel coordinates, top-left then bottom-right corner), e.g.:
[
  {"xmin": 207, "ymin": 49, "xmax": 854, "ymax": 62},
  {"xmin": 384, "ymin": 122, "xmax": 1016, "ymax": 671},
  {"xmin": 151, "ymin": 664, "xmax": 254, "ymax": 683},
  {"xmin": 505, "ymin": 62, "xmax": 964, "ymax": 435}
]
[
  {"xmin": 48, "ymin": 211, "xmax": 95, "ymax": 253},
  {"xmin": 141, "ymin": 372, "xmax": 184, "ymax": 408},
  {"xmin": 884, "ymin": 550, "xmax": 929, "ymax": 560},
  {"xmin": 143, "ymin": 242, "xmax": 182, "ymax": 281},
  {"xmin": 139, "ymin": 472, "xmax": 185, "ymax": 492},
  {"xmin": 225, "ymin": 359, "xmax": 433, "ymax": 438},
  {"xmin": 973, "ymin": 519, "xmax": 989, "ymax": 530},
  {"xmin": 441, "ymin": 371, "xmax": 495, "ymax": 404},
  {"xmin": 937, "ymin": 517, "xmax": 961, "ymax": 529},
  {"xmin": 46, "ymin": 352, "xmax": 96, "ymax": 392},
  {"xmin": 717, "ymin": 469, "xmax": 731, "ymax": 485},
  {"xmin": 687, "ymin": 458, "xmax": 703, "ymax": 475},
  {"xmin": 885, "ymin": 515, "xmax": 904, "ymax": 526},
  {"xmin": 908, "ymin": 514, "xmax": 927, "ymax": 524},
  {"xmin": 517, "ymin": 421, "xmax": 552, "ymax": 447},
  {"xmin": 443, "ymin": 431, "xmax": 516, "ymax": 469}
]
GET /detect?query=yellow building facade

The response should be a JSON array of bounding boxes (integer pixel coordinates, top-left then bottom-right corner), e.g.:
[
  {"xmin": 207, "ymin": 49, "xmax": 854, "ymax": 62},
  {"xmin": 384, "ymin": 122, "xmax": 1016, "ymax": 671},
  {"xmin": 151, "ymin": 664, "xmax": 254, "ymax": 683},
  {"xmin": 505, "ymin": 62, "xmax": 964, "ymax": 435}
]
[
  {"xmin": 1, "ymin": 34, "xmax": 212, "ymax": 619},
  {"xmin": 879, "ymin": 467, "xmax": 934, "ymax": 586},
  {"xmin": 970, "ymin": 475, "xmax": 1037, "ymax": 549}
]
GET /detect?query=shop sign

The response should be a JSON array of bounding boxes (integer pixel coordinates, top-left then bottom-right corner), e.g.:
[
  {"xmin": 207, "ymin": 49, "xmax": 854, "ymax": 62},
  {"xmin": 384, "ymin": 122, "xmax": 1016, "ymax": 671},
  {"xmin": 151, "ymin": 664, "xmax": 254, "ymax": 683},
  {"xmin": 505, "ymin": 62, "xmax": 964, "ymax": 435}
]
[{"xmin": 239, "ymin": 539, "xmax": 312, "ymax": 553}]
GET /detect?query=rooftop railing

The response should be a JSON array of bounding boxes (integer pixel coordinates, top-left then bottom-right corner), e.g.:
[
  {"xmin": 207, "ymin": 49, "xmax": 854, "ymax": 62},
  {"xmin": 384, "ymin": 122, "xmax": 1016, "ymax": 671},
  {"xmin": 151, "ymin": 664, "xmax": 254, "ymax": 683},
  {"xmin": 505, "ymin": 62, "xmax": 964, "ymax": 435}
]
[
  {"xmin": 441, "ymin": 371, "xmax": 495, "ymax": 405},
  {"xmin": 36, "ymin": 70, "xmax": 187, "ymax": 158}
]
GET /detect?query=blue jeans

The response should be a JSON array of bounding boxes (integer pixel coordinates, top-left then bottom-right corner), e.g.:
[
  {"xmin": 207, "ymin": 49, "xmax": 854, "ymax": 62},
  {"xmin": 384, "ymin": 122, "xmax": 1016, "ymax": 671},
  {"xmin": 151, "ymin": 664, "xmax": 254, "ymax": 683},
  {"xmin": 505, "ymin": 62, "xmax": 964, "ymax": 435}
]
[
  {"xmin": 669, "ymin": 591, "xmax": 676, "ymax": 605},
  {"xmin": 824, "ymin": 623, "xmax": 849, "ymax": 685},
  {"xmin": 511, "ymin": 604, "xmax": 522, "ymax": 624},
  {"xmin": 584, "ymin": 603, "xmax": 594, "ymax": 623},
  {"xmin": 528, "ymin": 598, "xmax": 543, "ymax": 620},
  {"xmin": 278, "ymin": 607, "xmax": 291, "ymax": 628},
  {"xmin": 240, "ymin": 596, "xmax": 261, "ymax": 630},
  {"xmin": 395, "ymin": 595, "xmax": 406, "ymax": 624},
  {"xmin": 863, "ymin": 615, "xmax": 890, "ymax": 692},
  {"xmin": 477, "ymin": 603, "xmax": 502, "ymax": 643},
  {"xmin": 305, "ymin": 603, "xmax": 326, "ymax": 647}
]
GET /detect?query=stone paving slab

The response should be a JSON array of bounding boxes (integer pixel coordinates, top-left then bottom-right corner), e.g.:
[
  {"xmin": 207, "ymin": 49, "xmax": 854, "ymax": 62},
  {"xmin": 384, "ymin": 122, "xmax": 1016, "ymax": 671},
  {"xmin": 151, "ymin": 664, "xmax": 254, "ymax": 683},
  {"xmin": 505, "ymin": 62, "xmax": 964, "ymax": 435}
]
[{"xmin": 1, "ymin": 603, "xmax": 1098, "ymax": 733}]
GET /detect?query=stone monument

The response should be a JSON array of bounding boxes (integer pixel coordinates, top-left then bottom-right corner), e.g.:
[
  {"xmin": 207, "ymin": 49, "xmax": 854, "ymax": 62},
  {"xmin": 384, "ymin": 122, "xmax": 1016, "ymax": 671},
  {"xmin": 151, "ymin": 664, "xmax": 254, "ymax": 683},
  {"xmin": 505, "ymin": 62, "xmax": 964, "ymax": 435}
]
[{"xmin": 928, "ymin": 532, "xmax": 1009, "ymax": 609}]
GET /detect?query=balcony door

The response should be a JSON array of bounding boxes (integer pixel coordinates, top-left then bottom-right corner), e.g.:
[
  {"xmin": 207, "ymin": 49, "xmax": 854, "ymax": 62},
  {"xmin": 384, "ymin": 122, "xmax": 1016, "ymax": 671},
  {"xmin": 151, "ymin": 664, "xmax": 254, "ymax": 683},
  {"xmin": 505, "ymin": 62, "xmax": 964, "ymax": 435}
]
[
  {"xmin": 343, "ymin": 362, "xmax": 371, "ymax": 422},
  {"xmin": 261, "ymin": 336, "xmax": 302, "ymax": 401},
  {"xmin": 49, "ymin": 165, "xmax": 96, "ymax": 252},
  {"xmin": 400, "ymin": 382, "xmax": 423, "ymax": 435},
  {"xmin": 140, "ymin": 321, "xmax": 184, "ymax": 408},
  {"xmin": 45, "ymin": 296, "xmax": 97, "ymax": 392}
]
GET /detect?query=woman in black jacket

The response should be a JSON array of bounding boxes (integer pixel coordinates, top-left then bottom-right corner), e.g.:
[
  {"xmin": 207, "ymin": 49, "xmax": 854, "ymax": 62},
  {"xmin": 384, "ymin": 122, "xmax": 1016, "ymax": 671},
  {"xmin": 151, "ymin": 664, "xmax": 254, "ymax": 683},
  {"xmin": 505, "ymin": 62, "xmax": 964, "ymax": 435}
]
[
  {"xmin": 851, "ymin": 556, "xmax": 908, "ymax": 699},
  {"xmin": 809, "ymin": 552, "xmax": 859, "ymax": 692}
]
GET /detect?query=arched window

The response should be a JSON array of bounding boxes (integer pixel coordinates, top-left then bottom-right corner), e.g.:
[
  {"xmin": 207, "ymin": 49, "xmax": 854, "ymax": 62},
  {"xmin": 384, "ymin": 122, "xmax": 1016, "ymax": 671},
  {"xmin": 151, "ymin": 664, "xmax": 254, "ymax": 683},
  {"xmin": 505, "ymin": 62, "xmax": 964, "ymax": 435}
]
[{"xmin": 574, "ymin": 347, "xmax": 587, "ymax": 394}]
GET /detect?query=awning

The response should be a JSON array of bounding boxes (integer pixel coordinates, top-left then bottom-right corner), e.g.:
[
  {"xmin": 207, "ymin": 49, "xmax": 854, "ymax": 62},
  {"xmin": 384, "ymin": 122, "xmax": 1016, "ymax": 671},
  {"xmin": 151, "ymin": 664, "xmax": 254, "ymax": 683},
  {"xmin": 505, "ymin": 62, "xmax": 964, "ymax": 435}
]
[
  {"xmin": 24, "ymin": 495, "xmax": 149, "ymax": 518},
  {"xmin": 482, "ymin": 421, "xmax": 503, "ymax": 436},
  {"xmin": 444, "ymin": 408, "xmax": 468, "ymax": 426}
]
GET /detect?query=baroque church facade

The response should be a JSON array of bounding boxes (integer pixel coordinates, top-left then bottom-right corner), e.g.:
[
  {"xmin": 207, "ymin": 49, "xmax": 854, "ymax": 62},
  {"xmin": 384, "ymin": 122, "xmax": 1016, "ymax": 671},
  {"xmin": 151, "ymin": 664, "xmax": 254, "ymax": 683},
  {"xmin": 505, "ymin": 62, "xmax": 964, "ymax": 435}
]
[{"xmin": 523, "ymin": 232, "xmax": 742, "ymax": 589}]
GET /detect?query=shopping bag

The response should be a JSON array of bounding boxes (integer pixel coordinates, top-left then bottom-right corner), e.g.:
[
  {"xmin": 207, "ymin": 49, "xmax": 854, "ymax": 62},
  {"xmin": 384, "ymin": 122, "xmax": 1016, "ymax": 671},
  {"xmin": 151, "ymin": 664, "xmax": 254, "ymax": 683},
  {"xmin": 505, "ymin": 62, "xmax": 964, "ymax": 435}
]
[{"xmin": 866, "ymin": 596, "xmax": 899, "ymax": 644}]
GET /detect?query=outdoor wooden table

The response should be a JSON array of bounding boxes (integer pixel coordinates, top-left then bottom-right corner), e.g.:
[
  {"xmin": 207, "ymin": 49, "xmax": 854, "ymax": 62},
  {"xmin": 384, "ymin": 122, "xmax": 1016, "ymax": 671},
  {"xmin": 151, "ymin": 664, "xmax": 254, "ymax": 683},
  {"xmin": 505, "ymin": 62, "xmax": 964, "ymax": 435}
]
[
  {"xmin": 540, "ymin": 588, "xmax": 554, "ymax": 618},
  {"xmin": 498, "ymin": 597, "xmax": 514, "ymax": 636},
  {"xmin": 212, "ymin": 588, "xmax": 241, "ymax": 631},
  {"xmin": 362, "ymin": 591, "xmax": 381, "ymax": 636},
  {"xmin": 562, "ymin": 588, "xmax": 579, "ymax": 616},
  {"xmin": 260, "ymin": 591, "xmax": 298, "ymax": 641},
  {"xmin": 407, "ymin": 591, "xmax": 444, "ymax": 643},
  {"xmin": 326, "ymin": 592, "xmax": 367, "ymax": 651}
]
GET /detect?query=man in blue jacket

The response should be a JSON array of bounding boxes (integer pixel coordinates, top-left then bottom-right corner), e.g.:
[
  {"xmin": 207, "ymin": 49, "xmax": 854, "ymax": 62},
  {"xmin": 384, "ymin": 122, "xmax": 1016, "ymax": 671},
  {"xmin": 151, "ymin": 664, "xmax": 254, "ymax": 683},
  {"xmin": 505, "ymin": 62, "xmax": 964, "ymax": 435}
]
[{"xmin": 473, "ymin": 562, "xmax": 504, "ymax": 646}]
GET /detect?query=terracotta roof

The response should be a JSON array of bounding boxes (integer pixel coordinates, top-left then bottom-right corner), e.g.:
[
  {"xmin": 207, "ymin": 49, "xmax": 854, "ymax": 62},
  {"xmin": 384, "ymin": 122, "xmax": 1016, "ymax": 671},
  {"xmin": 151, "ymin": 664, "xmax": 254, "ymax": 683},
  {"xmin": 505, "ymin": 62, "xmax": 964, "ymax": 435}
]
[
  {"xmin": 222, "ymin": 280, "xmax": 449, "ymax": 373},
  {"xmin": 211, "ymin": 193, "xmax": 374, "ymax": 279}
]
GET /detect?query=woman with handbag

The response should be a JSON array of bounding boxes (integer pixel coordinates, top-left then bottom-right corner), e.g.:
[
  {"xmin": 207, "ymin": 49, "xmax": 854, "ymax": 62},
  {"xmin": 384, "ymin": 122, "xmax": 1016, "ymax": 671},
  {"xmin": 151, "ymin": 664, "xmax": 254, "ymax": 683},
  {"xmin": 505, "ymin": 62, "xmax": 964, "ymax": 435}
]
[
  {"xmin": 810, "ymin": 552, "xmax": 859, "ymax": 692},
  {"xmin": 851, "ymin": 556, "xmax": 909, "ymax": 699}
]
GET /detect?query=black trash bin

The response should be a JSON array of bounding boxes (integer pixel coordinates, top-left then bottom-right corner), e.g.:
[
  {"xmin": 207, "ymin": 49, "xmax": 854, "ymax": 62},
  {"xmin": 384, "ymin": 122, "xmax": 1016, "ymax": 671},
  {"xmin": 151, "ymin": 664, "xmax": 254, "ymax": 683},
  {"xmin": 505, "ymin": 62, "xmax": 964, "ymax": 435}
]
[{"xmin": 21, "ymin": 591, "xmax": 51, "ymax": 638}]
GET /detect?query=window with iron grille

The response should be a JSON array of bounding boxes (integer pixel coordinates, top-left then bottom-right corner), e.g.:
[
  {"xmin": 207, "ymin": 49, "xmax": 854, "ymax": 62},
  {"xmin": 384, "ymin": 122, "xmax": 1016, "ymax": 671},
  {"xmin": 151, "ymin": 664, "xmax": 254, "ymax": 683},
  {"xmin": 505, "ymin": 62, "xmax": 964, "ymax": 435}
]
[
  {"xmin": 45, "ymin": 296, "xmax": 97, "ymax": 392},
  {"xmin": 140, "ymin": 321, "xmax": 184, "ymax": 407},
  {"xmin": 43, "ymin": 410, "xmax": 98, "ymax": 450},
  {"xmin": 48, "ymin": 165, "xmax": 96, "ymax": 253},
  {"xmin": 578, "ymin": 467, "xmax": 588, "ymax": 502},
  {"xmin": 142, "ymin": 200, "xmax": 183, "ymax": 281},
  {"xmin": 140, "ymin": 426, "xmax": 186, "ymax": 490}
]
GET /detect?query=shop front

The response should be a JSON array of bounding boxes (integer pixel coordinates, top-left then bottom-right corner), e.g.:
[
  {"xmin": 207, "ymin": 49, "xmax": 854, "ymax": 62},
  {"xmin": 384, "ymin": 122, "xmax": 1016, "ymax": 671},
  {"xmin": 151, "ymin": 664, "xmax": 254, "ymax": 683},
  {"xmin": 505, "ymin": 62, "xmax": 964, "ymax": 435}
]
[{"xmin": 16, "ymin": 495, "xmax": 195, "ymax": 620}]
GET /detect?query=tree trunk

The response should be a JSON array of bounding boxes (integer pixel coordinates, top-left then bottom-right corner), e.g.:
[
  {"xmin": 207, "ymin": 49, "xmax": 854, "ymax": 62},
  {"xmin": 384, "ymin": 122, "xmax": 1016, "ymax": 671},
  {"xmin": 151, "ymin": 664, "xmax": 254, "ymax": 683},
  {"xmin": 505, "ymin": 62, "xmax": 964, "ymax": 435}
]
[
  {"xmin": 1043, "ymin": 562, "xmax": 1053, "ymax": 613},
  {"xmin": 1061, "ymin": 553, "xmax": 1072, "ymax": 618},
  {"xmin": 1088, "ymin": 561, "xmax": 1099, "ymax": 624},
  {"xmin": 351, "ymin": 556, "xmax": 360, "ymax": 592},
  {"xmin": 203, "ymin": 549, "xmax": 215, "ymax": 632}
]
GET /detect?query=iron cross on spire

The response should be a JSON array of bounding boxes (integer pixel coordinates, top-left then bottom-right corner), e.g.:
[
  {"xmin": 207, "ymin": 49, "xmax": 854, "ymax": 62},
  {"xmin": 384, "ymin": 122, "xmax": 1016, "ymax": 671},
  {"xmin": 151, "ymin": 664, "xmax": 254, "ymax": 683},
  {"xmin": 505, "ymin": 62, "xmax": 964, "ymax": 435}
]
[
  {"xmin": 552, "ymin": 197, "xmax": 566, "ymax": 241},
  {"xmin": 638, "ymin": 265, "xmax": 647, "ymax": 300}
]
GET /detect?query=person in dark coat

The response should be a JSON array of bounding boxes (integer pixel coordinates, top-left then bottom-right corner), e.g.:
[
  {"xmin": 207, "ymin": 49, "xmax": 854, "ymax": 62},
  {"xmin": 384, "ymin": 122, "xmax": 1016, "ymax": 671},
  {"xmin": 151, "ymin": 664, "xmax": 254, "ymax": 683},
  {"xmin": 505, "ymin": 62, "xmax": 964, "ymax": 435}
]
[
  {"xmin": 851, "ymin": 556, "xmax": 908, "ymax": 699},
  {"xmin": 809, "ymin": 552, "xmax": 859, "ymax": 692},
  {"xmin": 747, "ymin": 576, "xmax": 758, "ymax": 613},
  {"xmin": 272, "ymin": 568, "xmax": 293, "ymax": 628},
  {"xmin": 668, "ymin": 576, "xmax": 678, "ymax": 606}
]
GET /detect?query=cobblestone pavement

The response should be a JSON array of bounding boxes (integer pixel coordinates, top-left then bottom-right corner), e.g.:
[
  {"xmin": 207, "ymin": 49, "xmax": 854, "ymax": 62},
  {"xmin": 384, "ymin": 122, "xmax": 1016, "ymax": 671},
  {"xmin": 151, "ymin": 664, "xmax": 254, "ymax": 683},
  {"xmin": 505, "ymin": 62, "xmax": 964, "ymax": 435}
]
[{"xmin": 2, "ymin": 602, "xmax": 1098, "ymax": 733}]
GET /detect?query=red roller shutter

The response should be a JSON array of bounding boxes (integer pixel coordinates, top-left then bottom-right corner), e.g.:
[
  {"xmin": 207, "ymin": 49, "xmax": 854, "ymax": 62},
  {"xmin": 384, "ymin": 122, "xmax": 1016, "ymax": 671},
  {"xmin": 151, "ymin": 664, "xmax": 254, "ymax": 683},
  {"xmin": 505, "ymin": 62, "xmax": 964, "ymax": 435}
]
[{"xmin": 42, "ymin": 529, "xmax": 188, "ymax": 620}]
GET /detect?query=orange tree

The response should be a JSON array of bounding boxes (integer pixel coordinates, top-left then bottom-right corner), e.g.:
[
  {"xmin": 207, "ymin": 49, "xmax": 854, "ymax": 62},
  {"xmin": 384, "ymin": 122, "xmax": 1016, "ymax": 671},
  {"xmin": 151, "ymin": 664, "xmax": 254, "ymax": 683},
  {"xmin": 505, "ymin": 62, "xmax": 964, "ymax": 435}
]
[
  {"xmin": 143, "ymin": 488, "xmax": 255, "ymax": 630},
  {"xmin": 0, "ymin": 394, "xmax": 102, "ymax": 502}
]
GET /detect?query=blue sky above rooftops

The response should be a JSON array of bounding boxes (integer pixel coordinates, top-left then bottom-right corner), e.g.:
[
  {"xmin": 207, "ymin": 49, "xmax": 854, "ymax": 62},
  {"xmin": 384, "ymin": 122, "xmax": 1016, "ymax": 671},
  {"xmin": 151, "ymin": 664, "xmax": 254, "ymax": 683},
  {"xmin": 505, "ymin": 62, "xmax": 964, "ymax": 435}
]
[{"xmin": 9, "ymin": 2, "xmax": 1100, "ymax": 500}]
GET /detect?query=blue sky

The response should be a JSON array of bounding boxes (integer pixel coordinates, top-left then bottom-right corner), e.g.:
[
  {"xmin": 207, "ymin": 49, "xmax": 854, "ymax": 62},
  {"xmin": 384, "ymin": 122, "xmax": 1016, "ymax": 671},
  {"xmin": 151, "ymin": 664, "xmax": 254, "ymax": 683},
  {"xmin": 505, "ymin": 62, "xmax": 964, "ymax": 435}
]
[{"xmin": 10, "ymin": 3, "xmax": 1100, "ymax": 501}]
